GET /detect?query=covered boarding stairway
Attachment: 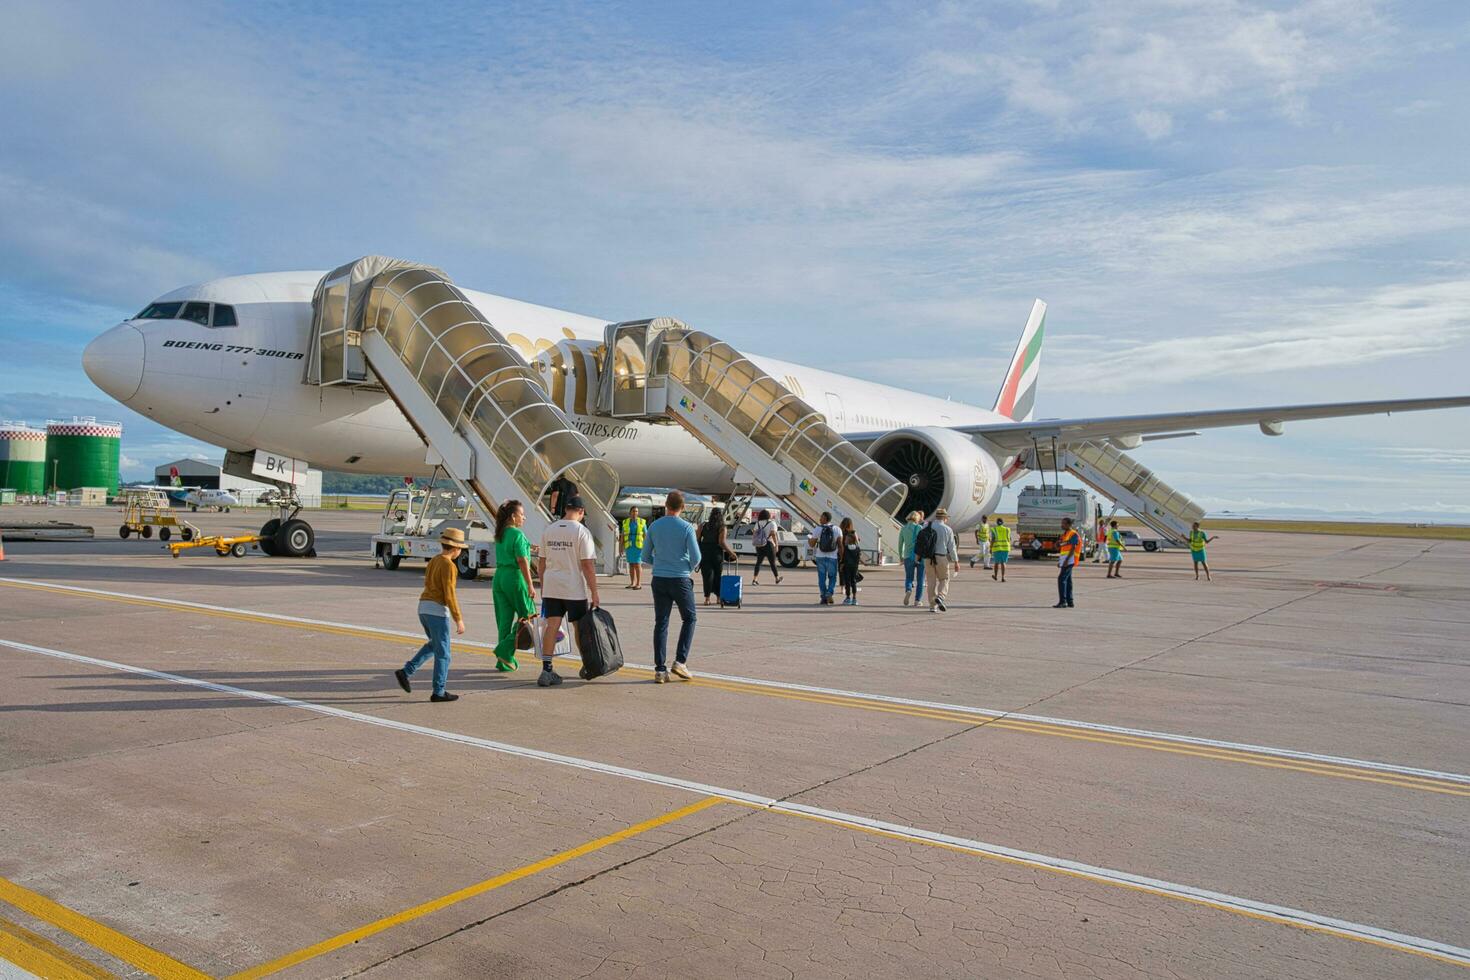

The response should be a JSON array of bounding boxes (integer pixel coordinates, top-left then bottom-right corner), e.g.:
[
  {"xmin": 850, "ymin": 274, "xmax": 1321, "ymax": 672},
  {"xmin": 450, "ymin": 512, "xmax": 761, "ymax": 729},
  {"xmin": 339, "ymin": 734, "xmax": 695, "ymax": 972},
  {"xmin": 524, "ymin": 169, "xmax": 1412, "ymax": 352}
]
[
  {"xmin": 597, "ymin": 318, "xmax": 907, "ymax": 561},
  {"xmin": 1028, "ymin": 439, "xmax": 1204, "ymax": 546},
  {"xmin": 305, "ymin": 256, "xmax": 622, "ymax": 567}
]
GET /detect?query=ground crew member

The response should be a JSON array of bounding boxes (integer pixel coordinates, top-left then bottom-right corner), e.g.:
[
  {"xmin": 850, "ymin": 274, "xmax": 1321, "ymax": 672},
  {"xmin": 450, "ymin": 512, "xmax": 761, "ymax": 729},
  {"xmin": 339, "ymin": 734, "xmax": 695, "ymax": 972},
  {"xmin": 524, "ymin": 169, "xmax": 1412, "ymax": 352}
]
[
  {"xmin": 970, "ymin": 515, "xmax": 992, "ymax": 569},
  {"xmin": 1105, "ymin": 520, "xmax": 1125, "ymax": 578},
  {"xmin": 990, "ymin": 518, "xmax": 1011, "ymax": 581},
  {"xmin": 1189, "ymin": 522, "xmax": 1218, "ymax": 581},
  {"xmin": 491, "ymin": 499, "xmax": 536, "ymax": 671},
  {"xmin": 620, "ymin": 506, "xmax": 647, "ymax": 590},
  {"xmin": 1054, "ymin": 516, "xmax": 1083, "ymax": 608}
]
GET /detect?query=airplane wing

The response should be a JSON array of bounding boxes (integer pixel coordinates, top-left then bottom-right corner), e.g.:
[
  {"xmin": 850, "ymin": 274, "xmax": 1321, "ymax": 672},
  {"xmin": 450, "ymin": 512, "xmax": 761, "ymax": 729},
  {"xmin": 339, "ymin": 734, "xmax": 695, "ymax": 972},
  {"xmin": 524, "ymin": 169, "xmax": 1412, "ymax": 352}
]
[{"xmin": 949, "ymin": 395, "xmax": 1470, "ymax": 453}]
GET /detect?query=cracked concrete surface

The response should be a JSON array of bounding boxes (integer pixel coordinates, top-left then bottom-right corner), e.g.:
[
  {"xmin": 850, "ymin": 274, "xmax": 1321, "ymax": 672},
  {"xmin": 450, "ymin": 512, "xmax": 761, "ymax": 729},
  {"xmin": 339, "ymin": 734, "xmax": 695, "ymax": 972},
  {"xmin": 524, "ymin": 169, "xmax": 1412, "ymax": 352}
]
[{"xmin": 0, "ymin": 506, "xmax": 1465, "ymax": 978}]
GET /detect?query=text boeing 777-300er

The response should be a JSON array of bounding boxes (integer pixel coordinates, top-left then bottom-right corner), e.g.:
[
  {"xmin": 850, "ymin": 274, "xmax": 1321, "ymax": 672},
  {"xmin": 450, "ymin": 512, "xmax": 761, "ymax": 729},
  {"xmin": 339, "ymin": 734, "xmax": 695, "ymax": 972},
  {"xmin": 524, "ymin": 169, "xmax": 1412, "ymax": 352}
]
[{"xmin": 83, "ymin": 270, "xmax": 1470, "ymax": 552}]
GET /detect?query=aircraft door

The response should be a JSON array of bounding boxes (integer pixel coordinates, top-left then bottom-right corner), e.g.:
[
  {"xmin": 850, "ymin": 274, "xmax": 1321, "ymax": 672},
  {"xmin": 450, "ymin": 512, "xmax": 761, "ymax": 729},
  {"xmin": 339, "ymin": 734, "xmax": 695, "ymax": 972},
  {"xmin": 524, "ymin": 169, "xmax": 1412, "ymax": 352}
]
[{"xmin": 825, "ymin": 392, "xmax": 847, "ymax": 431}]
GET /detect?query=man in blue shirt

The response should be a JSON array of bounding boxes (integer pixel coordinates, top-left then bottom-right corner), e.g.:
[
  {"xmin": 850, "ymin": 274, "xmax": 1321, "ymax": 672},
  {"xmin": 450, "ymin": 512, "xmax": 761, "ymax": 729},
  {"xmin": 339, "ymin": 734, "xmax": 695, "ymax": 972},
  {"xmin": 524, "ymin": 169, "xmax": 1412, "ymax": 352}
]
[{"xmin": 643, "ymin": 490, "xmax": 702, "ymax": 684}]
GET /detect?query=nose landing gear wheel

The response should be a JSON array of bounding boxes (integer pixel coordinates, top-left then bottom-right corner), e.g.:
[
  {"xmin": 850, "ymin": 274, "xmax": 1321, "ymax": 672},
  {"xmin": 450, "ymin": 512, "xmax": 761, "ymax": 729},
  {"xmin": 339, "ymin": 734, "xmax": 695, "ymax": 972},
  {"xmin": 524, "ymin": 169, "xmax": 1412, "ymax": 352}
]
[
  {"xmin": 257, "ymin": 519, "xmax": 280, "ymax": 556},
  {"xmin": 275, "ymin": 519, "xmax": 314, "ymax": 558}
]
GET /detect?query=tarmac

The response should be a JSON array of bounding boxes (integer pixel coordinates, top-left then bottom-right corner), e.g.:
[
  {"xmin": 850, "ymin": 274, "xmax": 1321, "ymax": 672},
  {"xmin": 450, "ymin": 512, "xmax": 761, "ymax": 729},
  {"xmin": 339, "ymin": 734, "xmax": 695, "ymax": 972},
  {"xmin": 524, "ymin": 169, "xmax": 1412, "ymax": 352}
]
[{"xmin": 0, "ymin": 504, "xmax": 1466, "ymax": 979}]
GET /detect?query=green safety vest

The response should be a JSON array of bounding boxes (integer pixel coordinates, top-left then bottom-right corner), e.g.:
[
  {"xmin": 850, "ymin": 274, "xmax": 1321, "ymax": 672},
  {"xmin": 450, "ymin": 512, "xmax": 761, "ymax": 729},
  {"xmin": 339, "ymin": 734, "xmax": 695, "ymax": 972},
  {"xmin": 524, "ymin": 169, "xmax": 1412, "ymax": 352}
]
[
  {"xmin": 622, "ymin": 517, "xmax": 646, "ymax": 548},
  {"xmin": 991, "ymin": 525, "xmax": 1011, "ymax": 550},
  {"xmin": 1190, "ymin": 530, "xmax": 1207, "ymax": 549}
]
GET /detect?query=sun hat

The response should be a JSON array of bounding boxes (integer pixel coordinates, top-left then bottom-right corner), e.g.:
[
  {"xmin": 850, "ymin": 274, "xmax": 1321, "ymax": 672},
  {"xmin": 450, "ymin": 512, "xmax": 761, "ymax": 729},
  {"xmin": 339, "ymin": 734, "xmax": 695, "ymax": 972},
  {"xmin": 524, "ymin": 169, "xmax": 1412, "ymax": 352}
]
[{"xmin": 439, "ymin": 527, "xmax": 467, "ymax": 548}]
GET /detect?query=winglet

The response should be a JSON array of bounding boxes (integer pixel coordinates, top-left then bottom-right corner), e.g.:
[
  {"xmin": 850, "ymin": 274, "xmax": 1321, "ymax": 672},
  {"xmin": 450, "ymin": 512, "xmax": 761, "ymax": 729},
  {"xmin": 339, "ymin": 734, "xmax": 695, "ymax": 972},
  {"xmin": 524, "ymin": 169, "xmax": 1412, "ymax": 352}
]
[{"xmin": 993, "ymin": 300, "xmax": 1045, "ymax": 422}]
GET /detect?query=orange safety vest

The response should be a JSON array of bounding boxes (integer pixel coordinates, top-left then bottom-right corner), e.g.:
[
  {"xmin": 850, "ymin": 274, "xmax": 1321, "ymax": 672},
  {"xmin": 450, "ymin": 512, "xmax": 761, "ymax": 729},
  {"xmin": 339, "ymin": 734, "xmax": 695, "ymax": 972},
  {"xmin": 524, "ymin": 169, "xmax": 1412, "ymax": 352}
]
[{"xmin": 1059, "ymin": 528, "xmax": 1084, "ymax": 563}]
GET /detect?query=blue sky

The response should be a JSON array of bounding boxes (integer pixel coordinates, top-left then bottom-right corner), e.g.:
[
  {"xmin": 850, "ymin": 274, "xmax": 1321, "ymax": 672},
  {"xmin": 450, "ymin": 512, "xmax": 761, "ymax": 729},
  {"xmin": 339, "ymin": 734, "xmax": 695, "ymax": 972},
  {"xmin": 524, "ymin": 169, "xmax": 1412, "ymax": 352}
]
[{"xmin": 2, "ymin": 0, "xmax": 1467, "ymax": 515}]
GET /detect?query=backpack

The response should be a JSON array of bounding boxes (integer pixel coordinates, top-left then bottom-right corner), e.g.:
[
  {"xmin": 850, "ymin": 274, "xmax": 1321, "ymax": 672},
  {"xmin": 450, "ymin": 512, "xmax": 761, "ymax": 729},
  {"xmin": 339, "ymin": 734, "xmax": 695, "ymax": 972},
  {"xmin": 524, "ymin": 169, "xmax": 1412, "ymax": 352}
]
[
  {"xmin": 818, "ymin": 524, "xmax": 836, "ymax": 552},
  {"xmin": 753, "ymin": 520, "xmax": 773, "ymax": 547},
  {"xmin": 914, "ymin": 523, "xmax": 938, "ymax": 561}
]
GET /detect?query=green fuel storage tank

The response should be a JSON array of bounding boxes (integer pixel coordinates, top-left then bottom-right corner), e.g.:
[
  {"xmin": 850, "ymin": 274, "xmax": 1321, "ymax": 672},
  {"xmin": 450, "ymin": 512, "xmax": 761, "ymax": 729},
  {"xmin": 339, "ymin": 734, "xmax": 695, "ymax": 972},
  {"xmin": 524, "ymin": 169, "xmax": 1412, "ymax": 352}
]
[
  {"xmin": 0, "ymin": 422, "xmax": 47, "ymax": 495},
  {"xmin": 45, "ymin": 418, "xmax": 122, "ymax": 493}
]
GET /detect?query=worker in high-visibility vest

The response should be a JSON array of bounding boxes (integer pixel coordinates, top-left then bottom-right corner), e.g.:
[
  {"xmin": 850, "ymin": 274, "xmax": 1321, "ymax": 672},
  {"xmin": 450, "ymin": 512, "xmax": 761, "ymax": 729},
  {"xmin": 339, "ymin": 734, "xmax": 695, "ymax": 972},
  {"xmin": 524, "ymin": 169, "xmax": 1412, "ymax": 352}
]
[
  {"xmin": 969, "ymin": 515, "xmax": 992, "ymax": 570},
  {"xmin": 620, "ymin": 507, "xmax": 648, "ymax": 590},
  {"xmin": 989, "ymin": 518, "xmax": 1011, "ymax": 582},
  {"xmin": 1105, "ymin": 520, "xmax": 1126, "ymax": 579},
  {"xmin": 1054, "ymin": 517, "xmax": 1084, "ymax": 608},
  {"xmin": 1189, "ymin": 521, "xmax": 1217, "ymax": 582}
]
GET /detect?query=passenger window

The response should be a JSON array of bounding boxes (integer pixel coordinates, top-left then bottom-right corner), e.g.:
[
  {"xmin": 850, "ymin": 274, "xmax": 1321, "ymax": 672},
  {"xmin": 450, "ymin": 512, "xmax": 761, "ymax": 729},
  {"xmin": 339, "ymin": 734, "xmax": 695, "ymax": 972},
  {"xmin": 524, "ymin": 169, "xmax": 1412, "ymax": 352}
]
[
  {"xmin": 211, "ymin": 304, "xmax": 237, "ymax": 327},
  {"xmin": 136, "ymin": 301, "xmax": 183, "ymax": 320},
  {"xmin": 181, "ymin": 302, "xmax": 211, "ymax": 325}
]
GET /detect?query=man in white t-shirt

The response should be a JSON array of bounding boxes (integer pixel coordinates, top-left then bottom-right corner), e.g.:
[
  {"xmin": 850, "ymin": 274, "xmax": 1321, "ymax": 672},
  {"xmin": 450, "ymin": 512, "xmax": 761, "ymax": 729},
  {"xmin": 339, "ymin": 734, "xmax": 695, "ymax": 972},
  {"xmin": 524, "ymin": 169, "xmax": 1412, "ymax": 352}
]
[{"xmin": 537, "ymin": 495, "xmax": 600, "ymax": 687}]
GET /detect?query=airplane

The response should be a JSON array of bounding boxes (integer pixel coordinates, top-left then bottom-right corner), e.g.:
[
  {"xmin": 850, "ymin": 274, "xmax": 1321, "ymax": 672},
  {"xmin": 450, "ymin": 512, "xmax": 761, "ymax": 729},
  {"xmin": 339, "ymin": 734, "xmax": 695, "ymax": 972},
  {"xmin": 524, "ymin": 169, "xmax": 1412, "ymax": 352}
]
[
  {"xmin": 183, "ymin": 488, "xmax": 240, "ymax": 512},
  {"xmin": 82, "ymin": 269, "xmax": 1470, "ymax": 556}
]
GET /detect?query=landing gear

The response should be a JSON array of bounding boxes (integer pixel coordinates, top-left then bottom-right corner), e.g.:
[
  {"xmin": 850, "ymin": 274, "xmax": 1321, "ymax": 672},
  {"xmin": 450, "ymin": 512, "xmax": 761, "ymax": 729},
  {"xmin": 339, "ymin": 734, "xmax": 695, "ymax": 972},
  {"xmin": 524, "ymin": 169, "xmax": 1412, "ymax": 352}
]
[
  {"xmin": 258, "ymin": 519, "xmax": 280, "ymax": 556},
  {"xmin": 275, "ymin": 519, "xmax": 315, "ymax": 558}
]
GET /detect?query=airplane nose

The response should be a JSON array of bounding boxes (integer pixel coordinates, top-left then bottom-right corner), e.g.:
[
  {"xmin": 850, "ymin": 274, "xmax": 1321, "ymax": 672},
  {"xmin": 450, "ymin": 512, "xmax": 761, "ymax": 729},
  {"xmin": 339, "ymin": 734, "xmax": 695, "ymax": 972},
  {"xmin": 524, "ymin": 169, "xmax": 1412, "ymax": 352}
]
[{"xmin": 83, "ymin": 324, "xmax": 145, "ymax": 402}]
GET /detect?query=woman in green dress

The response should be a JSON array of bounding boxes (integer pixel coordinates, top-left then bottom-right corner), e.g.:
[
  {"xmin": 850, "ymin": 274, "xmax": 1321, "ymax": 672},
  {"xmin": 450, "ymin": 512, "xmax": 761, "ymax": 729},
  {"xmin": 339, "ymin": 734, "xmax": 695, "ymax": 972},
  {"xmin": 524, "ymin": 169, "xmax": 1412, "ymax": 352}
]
[{"xmin": 492, "ymin": 499, "xmax": 537, "ymax": 671}]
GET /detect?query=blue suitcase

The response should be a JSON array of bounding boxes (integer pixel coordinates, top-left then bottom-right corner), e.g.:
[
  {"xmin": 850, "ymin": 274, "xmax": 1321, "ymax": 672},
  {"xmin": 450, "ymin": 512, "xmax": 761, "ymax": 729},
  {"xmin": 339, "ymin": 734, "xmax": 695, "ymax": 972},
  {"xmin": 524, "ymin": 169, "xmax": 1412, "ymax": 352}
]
[{"xmin": 719, "ymin": 561, "xmax": 743, "ymax": 608}]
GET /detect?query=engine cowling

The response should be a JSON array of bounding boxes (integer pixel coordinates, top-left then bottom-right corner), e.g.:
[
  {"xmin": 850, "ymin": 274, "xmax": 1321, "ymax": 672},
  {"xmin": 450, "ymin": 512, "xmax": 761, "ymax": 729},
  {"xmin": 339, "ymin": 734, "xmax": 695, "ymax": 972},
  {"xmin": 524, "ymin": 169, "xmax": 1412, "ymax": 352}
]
[{"xmin": 868, "ymin": 426, "xmax": 1002, "ymax": 530}]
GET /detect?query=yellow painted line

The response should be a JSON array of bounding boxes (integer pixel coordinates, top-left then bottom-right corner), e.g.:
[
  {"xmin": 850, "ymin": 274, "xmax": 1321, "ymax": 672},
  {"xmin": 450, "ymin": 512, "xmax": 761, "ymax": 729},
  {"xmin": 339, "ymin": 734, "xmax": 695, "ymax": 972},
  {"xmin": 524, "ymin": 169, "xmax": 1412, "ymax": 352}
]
[
  {"xmin": 3, "ymin": 578, "xmax": 1464, "ymax": 797},
  {"xmin": 0, "ymin": 915, "xmax": 116, "ymax": 980},
  {"xmin": 0, "ymin": 878, "xmax": 206, "ymax": 980},
  {"xmin": 736, "ymin": 802, "xmax": 1470, "ymax": 972},
  {"xmin": 227, "ymin": 796, "xmax": 723, "ymax": 979}
]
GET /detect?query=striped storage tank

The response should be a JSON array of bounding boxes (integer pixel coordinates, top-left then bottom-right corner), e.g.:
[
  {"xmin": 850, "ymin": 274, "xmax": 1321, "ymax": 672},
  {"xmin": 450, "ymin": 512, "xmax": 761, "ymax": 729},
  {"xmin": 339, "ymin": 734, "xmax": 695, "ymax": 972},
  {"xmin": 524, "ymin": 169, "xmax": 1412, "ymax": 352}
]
[
  {"xmin": 45, "ymin": 418, "xmax": 123, "ymax": 493},
  {"xmin": 0, "ymin": 422, "xmax": 47, "ymax": 494}
]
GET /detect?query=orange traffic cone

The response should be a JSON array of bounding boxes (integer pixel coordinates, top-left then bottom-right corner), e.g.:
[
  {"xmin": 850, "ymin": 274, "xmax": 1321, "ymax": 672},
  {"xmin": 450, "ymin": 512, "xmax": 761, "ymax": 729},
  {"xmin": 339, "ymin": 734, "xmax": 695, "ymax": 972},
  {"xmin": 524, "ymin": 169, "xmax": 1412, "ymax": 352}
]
[{"xmin": 0, "ymin": 530, "xmax": 6, "ymax": 561}]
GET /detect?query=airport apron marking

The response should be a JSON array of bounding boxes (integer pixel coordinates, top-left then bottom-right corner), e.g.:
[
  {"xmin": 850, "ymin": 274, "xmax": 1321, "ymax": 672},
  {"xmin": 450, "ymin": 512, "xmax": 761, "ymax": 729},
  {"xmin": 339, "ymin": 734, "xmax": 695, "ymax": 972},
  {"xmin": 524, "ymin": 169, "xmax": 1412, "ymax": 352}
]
[
  {"xmin": 0, "ymin": 914, "xmax": 115, "ymax": 980},
  {"xmin": 2, "ymin": 636, "xmax": 1468, "ymax": 972},
  {"xmin": 2, "ymin": 577, "xmax": 1468, "ymax": 797}
]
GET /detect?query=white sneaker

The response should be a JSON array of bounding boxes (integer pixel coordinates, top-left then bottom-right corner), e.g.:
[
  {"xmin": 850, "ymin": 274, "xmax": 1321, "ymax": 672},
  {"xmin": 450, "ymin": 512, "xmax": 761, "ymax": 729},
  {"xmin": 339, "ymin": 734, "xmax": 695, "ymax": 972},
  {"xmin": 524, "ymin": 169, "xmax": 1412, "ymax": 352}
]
[
  {"xmin": 655, "ymin": 670, "xmax": 669, "ymax": 684},
  {"xmin": 671, "ymin": 662, "xmax": 692, "ymax": 681}
]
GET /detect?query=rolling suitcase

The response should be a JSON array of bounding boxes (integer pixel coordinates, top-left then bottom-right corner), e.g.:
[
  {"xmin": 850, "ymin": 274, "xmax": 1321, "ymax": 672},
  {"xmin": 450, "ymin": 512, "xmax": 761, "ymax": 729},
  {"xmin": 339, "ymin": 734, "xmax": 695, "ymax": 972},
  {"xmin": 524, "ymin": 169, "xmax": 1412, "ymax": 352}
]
[
  {"xmin": 719, "ymin": 560, "xmax": 743, "ymax": 608},
  {"xmin": 574, "ymin": 607, "xmax": 624, "ymax": 680}
]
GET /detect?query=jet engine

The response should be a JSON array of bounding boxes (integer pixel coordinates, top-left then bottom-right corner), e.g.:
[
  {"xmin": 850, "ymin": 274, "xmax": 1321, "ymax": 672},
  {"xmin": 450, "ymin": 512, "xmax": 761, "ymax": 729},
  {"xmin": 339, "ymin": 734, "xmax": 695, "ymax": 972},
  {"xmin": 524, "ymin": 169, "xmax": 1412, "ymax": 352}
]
[{"xmin": 867, "ymin": 426, "xmax": 1002, "ymax": 530}]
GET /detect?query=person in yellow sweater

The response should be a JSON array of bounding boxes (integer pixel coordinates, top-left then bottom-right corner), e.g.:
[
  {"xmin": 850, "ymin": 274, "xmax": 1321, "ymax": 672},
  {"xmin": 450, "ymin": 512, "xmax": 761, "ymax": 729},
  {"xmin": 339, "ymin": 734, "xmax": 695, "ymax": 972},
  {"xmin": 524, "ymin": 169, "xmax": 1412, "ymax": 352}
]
[{"xmin": 394, "ymin": 527, "xmax": 467, "ymax": 702}]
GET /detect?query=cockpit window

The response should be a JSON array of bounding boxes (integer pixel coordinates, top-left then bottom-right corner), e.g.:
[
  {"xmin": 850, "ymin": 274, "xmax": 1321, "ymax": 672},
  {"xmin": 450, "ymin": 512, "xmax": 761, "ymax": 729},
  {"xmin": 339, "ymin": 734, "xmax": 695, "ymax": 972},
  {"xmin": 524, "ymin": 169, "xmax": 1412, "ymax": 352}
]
[
  {"xmin": 136, "ymin": 301, "xmax": 183, "ymax": 320},
  {"xmin": 181, "ymin": 302, "xmax": 211, "ymax": 325},
  {"xmin": 211, "ymin": 304, "xmax": 237, "ymax": 327}
]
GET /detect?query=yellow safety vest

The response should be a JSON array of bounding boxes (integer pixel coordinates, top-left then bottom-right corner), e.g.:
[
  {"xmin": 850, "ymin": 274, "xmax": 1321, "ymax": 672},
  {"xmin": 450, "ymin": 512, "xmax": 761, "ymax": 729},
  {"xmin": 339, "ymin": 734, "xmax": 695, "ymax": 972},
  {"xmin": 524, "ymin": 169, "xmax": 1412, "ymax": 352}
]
[
  {"xmin": 991, "ymin": 525, "xmax": 1011, "ymax": 550},
  {"xmin": 621, "ymin": 517, "xmax": 646, "ymax": 548},
  {"xmin": 1107, "ymin": 529, "xmax": 1124, "ymax": 550},
  {"xmin": 1190, "ymin": 530, "xmax": 1207, "ymax": 550}
]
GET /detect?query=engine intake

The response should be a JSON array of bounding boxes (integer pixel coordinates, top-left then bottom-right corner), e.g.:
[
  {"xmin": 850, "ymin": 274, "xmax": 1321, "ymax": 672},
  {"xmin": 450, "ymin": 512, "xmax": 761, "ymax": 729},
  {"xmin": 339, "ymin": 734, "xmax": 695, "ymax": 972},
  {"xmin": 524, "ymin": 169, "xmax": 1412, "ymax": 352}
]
[{"xmin": 868, "ymin": 427, "xmax": 1001, "ymax": 530}]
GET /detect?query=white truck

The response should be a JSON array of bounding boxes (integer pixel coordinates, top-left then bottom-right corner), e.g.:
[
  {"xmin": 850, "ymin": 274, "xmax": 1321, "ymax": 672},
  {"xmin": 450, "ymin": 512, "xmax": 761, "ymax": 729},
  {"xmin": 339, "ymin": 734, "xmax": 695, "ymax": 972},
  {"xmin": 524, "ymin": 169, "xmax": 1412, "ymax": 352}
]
[
  {"xmin": 1016, "ymin": 486, "xmax": 1098, "ymax": 561},
  {"xmin": 371, "ymin": 485, "xmax": 495, "ymax": 579}
]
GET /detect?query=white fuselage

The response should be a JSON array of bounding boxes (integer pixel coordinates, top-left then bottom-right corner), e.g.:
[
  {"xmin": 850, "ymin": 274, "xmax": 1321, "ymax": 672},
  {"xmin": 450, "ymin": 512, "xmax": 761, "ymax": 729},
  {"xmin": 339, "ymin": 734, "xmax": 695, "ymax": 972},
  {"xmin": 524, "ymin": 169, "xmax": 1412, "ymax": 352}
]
[{"xmin": 85, "ymin": 271, "xmax": 1007, "ymax": 496}]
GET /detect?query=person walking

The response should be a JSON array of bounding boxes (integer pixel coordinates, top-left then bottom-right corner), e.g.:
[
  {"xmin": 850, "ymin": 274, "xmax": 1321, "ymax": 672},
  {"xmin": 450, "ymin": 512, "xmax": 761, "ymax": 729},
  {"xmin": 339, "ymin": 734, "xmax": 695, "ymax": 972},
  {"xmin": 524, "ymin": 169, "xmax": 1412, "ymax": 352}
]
[
  {"xmin": 1105, "ymin": 520, "xmax": 1126, "ymax": 579},
  {"xmin": 750, "ymin": 509, "xmax": 783, "ymax": 585},
  {"xmin": 838, "ymin": 517, "xmax": 862, "ymax": 605},
  {"xmin": 645, "ymin": 490, "xmax": 701, "ymax": 683},
  {"xmin": 537, "ymin": 495, "xmax": 600, "ymax": 687},
  {"xmin": 926, "ymin": 509, "xmax": 958, "ymax": 612},
  {"xmin": 1189, "ymin": 522, "xmax": 1218, "ymax": 581},
  {"xmin": 698, "ymin": 508, "xmax": 735, "ymax": 605},
  {"xmin": 491, "ymin": 500, "xmax": 536, "ymax": 672},
  {"xmin": 547, "ymin": 474, "xmax": 577, "ymax": 520},
  {"xmin": 990, "ymin": 517, "xmax": 1011, "ymax": 581},
  {"xmin": 898, "ymin": 510, "xmax": 926, "ymax": 607},
  {"xmin": 808, "ymin": 511, "xmax": 841, "ymax": 605},
  {"xmin": 393, "ymin": 527, "xmax": 467, "ymax": 702},
  {"xmin": 969, "ymin": 516, "xmax": 992, "ymax": 569},
  {"xmin": 1054, "ymin": 516, "xmax": 1083, "ymax": 608},
  {"xmin": 620, "ymin": 506, "xmax": 647, "ymax": 590}
]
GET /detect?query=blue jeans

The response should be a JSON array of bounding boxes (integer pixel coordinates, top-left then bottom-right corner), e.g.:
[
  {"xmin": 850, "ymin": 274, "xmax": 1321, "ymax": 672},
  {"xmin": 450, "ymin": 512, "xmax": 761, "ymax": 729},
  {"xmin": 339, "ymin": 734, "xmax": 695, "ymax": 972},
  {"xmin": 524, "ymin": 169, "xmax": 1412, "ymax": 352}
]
[
  {"xmin": 1058, "ymin": 562, "xmax": 1075, "ymax": 606},
  {"xmin": 652, "ymin": 576, "xmax": 697, "ymax": 671},
  {"xmin": 404, "ymin": 613, "xmax": 452, "ymax": 695},
  {"xmin": 903, "ymin": 557, "xmax": 926, "ymax": 601},
  {"xmin": 815, "ymin": 557, "xmax": 838, "ymax": 598}
]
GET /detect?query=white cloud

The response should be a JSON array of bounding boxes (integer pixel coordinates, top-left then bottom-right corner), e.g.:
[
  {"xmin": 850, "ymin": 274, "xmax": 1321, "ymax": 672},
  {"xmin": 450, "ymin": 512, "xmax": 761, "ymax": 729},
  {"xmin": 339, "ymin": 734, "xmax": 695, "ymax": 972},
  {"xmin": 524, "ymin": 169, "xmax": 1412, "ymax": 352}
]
[{"xmin": 1132, "ymin": 109, "xmax": 1174, "ymax": 140}]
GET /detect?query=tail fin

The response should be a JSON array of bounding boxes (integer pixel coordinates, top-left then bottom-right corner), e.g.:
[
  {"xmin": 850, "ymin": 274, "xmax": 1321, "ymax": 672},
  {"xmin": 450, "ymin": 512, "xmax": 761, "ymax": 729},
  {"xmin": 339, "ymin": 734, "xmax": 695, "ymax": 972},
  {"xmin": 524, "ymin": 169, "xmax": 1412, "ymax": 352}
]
[{"xmin": 993, "ymin": 299, "xmax": 1045, "ymax": 422}]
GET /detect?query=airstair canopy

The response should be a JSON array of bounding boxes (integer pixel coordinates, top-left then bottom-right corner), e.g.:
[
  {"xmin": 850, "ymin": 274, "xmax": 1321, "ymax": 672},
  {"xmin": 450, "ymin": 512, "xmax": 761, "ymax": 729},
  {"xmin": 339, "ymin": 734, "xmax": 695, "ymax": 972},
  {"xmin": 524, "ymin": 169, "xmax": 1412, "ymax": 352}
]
[{"xmin": 307, "ymin": 257, "xmax": 619, "ymax": 534}]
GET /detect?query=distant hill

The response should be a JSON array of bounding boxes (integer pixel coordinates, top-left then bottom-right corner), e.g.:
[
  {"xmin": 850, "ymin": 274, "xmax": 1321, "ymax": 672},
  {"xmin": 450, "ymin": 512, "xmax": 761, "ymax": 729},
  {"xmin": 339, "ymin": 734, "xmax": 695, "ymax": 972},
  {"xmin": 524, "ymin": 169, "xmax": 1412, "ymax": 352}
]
[{"xmin": 320, "ymin": 472, "xmax": 405, "ymax": 495}]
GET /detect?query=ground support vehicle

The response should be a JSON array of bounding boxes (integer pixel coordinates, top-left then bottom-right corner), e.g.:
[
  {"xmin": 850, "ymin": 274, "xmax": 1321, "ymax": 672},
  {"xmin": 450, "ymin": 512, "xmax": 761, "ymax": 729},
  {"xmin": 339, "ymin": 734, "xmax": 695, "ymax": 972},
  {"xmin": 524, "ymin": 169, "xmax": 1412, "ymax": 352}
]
[
  {"xmin": 726, "ymin": 521, "xmax": 805, "ymax": 568},
  {"xmin": 1017, "ymin": 486, "xmax": 1098, "ymax": 560},
  {"xmin": 168, "ymin": 533, "xmax": 263, "ymax": 559},
  {"xmin": 371, "ymin": 484, "xmax": 494, "ymax": 579},
  {"xmin": 118, "ymin": 488, "xmax": 198, "ymax": 543}
]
